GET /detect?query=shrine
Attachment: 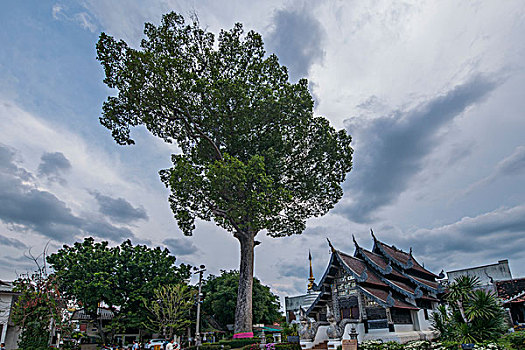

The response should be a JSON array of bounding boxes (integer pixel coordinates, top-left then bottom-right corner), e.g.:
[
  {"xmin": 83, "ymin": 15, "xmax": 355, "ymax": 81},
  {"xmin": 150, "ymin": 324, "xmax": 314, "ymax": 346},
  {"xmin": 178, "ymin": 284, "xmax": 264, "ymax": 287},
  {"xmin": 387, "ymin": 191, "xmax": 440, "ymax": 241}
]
[{"xmin": 297, "ymin": 231, "xmax": 443, "ymax": 348}]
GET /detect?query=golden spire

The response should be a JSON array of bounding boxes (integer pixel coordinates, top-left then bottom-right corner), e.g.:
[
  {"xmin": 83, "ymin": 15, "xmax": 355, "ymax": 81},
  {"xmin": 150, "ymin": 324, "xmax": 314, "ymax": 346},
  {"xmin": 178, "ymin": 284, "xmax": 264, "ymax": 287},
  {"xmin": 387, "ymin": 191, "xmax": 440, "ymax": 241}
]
[{"xmin": 308, "ymin": 250, "xmax": 315, "ymax": 291}]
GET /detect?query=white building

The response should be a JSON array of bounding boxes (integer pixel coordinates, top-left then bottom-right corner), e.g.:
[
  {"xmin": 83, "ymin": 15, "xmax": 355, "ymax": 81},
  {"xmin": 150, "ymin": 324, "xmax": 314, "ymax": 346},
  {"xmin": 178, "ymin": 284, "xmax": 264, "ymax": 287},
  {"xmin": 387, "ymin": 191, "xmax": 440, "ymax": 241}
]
[{"xmin": 0, "ymin": 281, "xmax": 21, "ymax": 349}]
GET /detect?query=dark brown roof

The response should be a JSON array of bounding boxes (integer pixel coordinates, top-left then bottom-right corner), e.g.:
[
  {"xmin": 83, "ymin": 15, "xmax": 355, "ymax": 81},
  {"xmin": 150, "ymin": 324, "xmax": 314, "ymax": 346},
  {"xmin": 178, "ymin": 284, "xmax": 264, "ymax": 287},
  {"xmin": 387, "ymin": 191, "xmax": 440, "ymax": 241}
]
[
  {"xmin": 377, "ymin": 242, "xmax": 438, "ymax": 278},
  {"xmin": 360, "ymin": 286, "xmax": 419, "ymax": 310},
  {"xmin": 496, "ymin": 278, "xmax": 525, "ymax": 300},
  {"xmin": 406, "ymin": 274, "xmax": 439, "ymax": 290},
  {"xmin": 360, "ymin": 249, "xmax": 405, "ymax": 279},
  {"xmin": 419, "ymin": 294, "xmax": 440, "ymax": 302},
  {"xmin": 338, "ymin": 252, "xmax": 387, "ymax": 287},
  {"xmin": 389, "ymin": 279, "xmax": 416, "ymax": 295}
]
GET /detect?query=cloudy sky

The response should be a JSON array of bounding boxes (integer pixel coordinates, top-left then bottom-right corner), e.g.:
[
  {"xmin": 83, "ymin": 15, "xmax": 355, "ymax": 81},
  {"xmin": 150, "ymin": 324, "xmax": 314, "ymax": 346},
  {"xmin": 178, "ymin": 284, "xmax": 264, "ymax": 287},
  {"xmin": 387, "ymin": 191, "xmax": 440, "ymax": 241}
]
[{"xmin": 1, "ymin": 1, "xmax": 525, "ymax": 306}]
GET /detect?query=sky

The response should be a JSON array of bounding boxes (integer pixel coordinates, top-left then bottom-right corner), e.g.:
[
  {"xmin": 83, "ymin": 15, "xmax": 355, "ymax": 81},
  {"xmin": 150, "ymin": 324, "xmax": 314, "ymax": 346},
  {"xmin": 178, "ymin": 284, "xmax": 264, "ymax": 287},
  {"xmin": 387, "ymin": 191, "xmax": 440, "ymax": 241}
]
[{"xmin": 1, "ymin": 0, "xmax": 525, "ymax": 308}]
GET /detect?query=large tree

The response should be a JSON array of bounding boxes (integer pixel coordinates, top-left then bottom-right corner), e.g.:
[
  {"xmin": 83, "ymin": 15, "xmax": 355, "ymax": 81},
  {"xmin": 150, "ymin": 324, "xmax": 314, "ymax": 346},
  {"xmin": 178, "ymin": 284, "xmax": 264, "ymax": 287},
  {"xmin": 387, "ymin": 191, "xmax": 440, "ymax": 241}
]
[
  {"xmin": 202, "ymin": 270, "xmax": 281, "ymax": 330},
  {"xmin": 47, "ymin": 238, "xmax": 191, "ymax": 341},
  {"xmin": 96, "ymin": 12, "xmax": 353, "ymax": 335}
]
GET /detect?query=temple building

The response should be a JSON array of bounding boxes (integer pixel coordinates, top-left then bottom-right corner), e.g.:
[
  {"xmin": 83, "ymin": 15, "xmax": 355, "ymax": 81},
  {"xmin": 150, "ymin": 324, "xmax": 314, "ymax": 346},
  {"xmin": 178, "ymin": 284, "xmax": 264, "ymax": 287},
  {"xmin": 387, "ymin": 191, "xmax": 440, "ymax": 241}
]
[{"xmin": 296, "ymin": 232, "xmax": 443, "ymax": 347}]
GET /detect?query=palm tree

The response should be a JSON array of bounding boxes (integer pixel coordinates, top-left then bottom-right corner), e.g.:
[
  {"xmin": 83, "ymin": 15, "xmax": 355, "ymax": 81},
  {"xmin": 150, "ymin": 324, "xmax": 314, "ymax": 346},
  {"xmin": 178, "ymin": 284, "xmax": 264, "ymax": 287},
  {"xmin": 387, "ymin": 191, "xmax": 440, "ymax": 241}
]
[
  {"xmin": 434, "ymin": 275, "xmax": 507, "ymax": 343},
  {"xmin": 446, "ymin": 275, "xmax": 479, "ymax": 323}
]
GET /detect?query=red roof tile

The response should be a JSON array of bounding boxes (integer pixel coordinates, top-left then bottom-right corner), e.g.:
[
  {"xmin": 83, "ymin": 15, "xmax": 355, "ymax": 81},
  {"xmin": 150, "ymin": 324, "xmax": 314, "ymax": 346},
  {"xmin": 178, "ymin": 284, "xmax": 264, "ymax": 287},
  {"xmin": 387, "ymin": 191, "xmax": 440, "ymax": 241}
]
[
  {"xmin": 377, "ymin": 241, "xmax": 438, "ymax": 278},
  {"xmin": 496, "ymin": 278, "xmax": 525, "ymax": 300}
]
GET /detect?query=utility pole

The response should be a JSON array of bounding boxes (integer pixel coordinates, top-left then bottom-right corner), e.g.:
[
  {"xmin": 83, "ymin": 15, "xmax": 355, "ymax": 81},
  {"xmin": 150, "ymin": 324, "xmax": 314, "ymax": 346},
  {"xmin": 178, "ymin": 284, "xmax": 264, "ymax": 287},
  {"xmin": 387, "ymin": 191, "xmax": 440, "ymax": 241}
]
[{"xmin": 193, "ymin": 264, "xmax": 206, "ymax": 348}]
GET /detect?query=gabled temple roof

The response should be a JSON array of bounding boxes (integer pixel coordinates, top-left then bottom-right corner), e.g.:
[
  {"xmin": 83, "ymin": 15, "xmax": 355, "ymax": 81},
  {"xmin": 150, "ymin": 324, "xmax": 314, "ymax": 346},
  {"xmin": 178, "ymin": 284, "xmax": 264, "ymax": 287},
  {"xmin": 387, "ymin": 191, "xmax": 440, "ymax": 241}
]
[
  {"xmin": 360, "ymin": 286, "xmax": 419, "ymax": 310},
  {"xmin": 371, "ymin": 232, "xmax": 438, "ymax": 279},
  {"xmin": 337, "ymin": 252, "xmax": 387, "ymax": 287},
  {"xmin": 305, "ymin": 235, "xmax": 442, "ymax": 318}
]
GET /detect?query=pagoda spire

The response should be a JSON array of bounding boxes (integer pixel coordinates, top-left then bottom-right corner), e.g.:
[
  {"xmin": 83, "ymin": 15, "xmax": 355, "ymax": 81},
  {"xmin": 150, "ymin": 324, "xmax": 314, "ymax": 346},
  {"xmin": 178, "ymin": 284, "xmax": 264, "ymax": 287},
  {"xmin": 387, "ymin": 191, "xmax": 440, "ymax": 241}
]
[{"xmin": 308, "ymin": 250, "xmax": 315, "ymax": 291}]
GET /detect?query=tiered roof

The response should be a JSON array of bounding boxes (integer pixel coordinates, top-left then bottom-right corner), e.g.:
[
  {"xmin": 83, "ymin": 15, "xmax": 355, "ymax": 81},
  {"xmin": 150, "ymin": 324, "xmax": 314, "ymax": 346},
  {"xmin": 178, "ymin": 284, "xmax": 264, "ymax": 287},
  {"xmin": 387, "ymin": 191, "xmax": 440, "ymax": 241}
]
[
  {"xmin": 306, "ymin": 233, "xmax": 441, "ymax": 317},
  {"xmin": 496, "ymin": 278, "xmax": 525, "ymax": 304}
]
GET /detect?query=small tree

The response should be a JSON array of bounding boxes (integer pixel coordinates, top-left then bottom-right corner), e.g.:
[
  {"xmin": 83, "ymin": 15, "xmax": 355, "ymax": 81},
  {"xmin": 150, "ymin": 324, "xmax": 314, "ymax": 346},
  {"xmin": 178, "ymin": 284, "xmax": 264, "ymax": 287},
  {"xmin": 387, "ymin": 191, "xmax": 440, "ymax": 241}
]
[
  {"xmin": 432, "ymin": 275, "xmax": 507, "ymax": 343},
  {"xmin": 96, "ymin": 12, "xmax": 353, "ymax": 335},
  {"xmin": 144, "ymin": 284, "xmax": 195, "ymax": 339},
  {"xmin": 12, "ymin": 249, "xmax": 71, "ymax": 350}
]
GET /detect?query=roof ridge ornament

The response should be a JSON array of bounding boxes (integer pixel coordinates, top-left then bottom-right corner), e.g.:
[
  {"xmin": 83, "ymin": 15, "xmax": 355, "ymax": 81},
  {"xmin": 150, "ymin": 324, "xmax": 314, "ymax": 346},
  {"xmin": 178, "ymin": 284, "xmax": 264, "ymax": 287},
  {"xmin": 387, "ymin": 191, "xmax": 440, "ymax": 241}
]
[
  {"xmin": 327, "ymin": 238, "xmax": 336, "ymax": 253},
  {"xmin": 352, "ymin": 234, "xmax": 359, "ymax": 248},
  {"xmin": 370, "ymin": 228, "xmax": 377, "ymax": 241}
]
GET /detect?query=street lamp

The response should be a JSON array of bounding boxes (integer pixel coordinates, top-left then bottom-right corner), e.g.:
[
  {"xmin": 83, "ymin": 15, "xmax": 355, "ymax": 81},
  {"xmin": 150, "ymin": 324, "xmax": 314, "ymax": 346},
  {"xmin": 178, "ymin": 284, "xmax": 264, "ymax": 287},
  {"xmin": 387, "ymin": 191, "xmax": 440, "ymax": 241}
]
[{"xmin": 193, "ymin": 265, "xmax": 206, "ymax": 348}]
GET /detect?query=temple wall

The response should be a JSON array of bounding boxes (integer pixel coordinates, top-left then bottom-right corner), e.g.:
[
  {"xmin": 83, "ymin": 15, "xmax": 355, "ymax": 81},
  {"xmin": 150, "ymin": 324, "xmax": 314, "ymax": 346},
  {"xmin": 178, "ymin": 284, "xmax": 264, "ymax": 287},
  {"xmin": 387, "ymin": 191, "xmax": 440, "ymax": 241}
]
[
  {"xmin": 417, "ymin": 310, "xmax": 432, "ymax": 331},
  {"xmin": 313, "ymin": 325, "xmax": 329, "ymax": 346},
  {"xmin": 394, "ymin": 324, "xmax": 414, "ymax": 332}
]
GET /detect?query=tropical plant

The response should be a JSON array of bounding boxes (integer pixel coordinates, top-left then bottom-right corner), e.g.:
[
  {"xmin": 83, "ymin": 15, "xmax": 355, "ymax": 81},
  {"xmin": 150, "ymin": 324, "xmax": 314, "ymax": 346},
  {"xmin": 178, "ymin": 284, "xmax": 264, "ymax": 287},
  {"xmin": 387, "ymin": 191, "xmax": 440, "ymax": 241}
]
[{"xmin": 431, "ymin": 275, "xmax": 507, "ymax": 343}]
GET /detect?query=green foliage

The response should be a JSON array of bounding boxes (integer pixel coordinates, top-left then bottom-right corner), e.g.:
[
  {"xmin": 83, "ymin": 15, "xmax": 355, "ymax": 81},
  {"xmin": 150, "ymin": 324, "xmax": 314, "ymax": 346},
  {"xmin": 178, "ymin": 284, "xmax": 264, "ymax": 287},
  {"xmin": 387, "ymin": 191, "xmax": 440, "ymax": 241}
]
[
  {"xmin": 274, "ymin": 343, "xmax": 301, "ymax": 350},
  {"xmin": 202, "ymin": 270, "xmax": 281, "ymax": 328},
  {"xmin": 501, "ymin": 331, "xmax": 525, "ymax": 349},
  {"xmin": 12, "ymin": 253, "xmax": 71, "ymax": 350},
  {"xmin": 281, "ymin": 322, "xmax": 298, "ymax": 337},
  {"xmin": 47, "ymin": 237, "xmax": 192, "ymax": 339},
  {"xmin": 96, "ymin": 9, "xmax": 352, "ymax": 243},
  {"xmin": 241, "ymin": 343, "xmax": 261, "ymax": 350},
  {"xmin": 432, "ymin": 276, "xmax": 506, "ymax": 344},
  {"xmin": 143, "ymin": 284, "xmax": 195, "ymax": 338}
]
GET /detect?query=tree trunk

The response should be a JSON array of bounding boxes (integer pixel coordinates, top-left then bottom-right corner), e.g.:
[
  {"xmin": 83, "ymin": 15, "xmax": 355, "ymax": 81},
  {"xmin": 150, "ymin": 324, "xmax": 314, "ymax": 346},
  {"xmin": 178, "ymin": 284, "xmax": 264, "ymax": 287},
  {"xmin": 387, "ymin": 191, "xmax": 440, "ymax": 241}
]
[
  {"xmin": 457, "ymin": 300, "xmax": 468, "ymax": 324},
  {"xmin": 234, "ymin": 232, "xmax": 255, "ymax": 335}
]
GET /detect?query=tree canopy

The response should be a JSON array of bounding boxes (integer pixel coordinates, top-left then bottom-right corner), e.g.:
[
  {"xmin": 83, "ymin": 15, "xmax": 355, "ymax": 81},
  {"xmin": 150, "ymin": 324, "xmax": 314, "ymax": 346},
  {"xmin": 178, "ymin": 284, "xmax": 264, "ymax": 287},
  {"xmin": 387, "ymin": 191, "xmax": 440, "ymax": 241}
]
[
  {"xmin": 47, "ymin": 237, "xmax": 191, "ymax": 340},
  {"xmin": 96, "ymin": 12, "xmax": 353, "ymax": 334},
  {"xmin": 202, "ymin": 270, "xmax": 281, "ymax": 329}
]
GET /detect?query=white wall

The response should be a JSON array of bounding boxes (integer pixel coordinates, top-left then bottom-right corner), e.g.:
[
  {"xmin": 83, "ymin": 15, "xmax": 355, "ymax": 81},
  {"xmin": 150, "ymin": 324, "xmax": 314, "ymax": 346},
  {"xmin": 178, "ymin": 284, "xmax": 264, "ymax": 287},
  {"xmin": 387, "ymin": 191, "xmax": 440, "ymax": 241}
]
[
  {"xmin": 417, "ymin": 309, "xmax": 432, "ymax": 331},
  {"xmin": 313, "ymin": 325, "xmax": 328, "ymax": 346}
]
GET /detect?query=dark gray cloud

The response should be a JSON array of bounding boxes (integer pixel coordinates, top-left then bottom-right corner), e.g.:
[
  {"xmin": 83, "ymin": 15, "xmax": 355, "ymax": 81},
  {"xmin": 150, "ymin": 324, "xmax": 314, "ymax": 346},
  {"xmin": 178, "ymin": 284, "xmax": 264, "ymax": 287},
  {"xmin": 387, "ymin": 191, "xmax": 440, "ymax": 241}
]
[
  {"xmin": 163, "ymin": 237, "xmax": 198, "ymax": 257},
  {"xmin": 341, "ymin": 75, "xmax": 500, "ymax": 222},
  {"xmin": 277, "ymin": 262, "xmax": 308, "ymax": 279},
  {"xmin": 396, "ymin": 205, "xmax": 525, "ymax": 272},
  {"xmin": 38, "ymin": 151, "xmax": 71, "ymax": 184},
  {"xmin": 0, "ymin": 144, "xmax": 134, "ymax": 242},
  {"xmin": 266, "ymin": 5, "xmax": 325, "ymax": 82},
  {"xmin": 82, "ymin": 221, "xmax": 135, "ymax": 241},
  {"xmin": 91, "ymin": 191, "xmax": 148, "ymax": 223}
]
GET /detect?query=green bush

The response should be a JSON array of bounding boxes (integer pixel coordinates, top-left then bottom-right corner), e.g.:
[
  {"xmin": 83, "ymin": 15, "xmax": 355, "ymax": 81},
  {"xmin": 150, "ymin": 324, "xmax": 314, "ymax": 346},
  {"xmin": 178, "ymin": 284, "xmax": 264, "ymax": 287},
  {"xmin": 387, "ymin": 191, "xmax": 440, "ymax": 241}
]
[
  {"xmin": 501, "ymin": 331, "xmax": 525, "ymax": 350},
  {"xmin": 219, "ymin": 338, "xmax": 259, "ymax": 348},
  {"xmin": 383, "ymin": 341, "xmax": 404, "ymax": 350},
  {"xmin": 274, "ymin": 343, "xmax": 301, "ymax": 350},
  {"xmin": 241, "ymin": 344, "xmax": 260, "ymax": 350}
]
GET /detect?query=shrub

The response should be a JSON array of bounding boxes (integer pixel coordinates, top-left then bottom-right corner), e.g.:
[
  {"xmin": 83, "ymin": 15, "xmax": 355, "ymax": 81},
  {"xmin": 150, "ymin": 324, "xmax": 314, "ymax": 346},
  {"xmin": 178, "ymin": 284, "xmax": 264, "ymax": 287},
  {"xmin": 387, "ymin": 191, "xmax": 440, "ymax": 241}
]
[
  {"xmin": 241, "ymin": 344, "xmax": 260, "ymax": 350},
  {"xmin": 219, "ymin": 338, "xmax": 259, "ymax": 348},
  {"xmin": 359, "ymin": 339, "xmax": 383, "ymax": 350},
  {"xmin": 501, "ymin": 331, "xmax": 525, "ymax": 350},
  {"xmin": 383, "ymin": 341, "xmax": 404, "ymax": 350},
  {"xmin": 274, "ymin": 343, "xmax": 301, "ymax": 350}
]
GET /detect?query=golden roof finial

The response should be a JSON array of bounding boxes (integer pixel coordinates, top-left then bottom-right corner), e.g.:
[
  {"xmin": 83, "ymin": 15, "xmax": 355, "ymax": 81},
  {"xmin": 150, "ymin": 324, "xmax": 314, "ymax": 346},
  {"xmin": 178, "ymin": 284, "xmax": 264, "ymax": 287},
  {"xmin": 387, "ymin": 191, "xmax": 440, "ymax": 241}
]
[{"xmin": 308, "ymin": 250, "xmax": 315, "ymax": 291}]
